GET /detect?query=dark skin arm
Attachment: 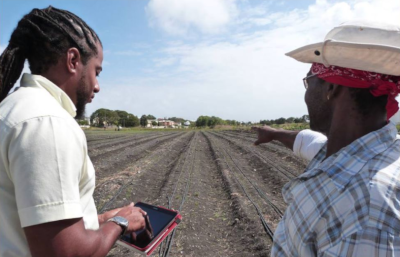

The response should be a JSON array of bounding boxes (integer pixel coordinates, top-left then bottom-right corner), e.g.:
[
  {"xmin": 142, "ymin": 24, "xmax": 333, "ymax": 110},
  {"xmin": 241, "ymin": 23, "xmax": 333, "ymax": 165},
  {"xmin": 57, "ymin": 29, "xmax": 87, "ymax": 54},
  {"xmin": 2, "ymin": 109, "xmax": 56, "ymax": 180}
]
[
  {"xmin": 251, "ymin": 125, "xmax": 299, "ymax": 150},
  {"xmin": 24, "ymin": 203, "xmax": 146, "ymax": 257}
]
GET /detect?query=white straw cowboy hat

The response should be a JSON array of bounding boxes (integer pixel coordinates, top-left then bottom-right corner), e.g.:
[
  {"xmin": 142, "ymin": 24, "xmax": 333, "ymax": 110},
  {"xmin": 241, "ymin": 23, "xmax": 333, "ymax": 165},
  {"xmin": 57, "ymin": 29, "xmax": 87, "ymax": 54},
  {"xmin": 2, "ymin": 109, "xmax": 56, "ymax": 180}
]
[{"xmin": 286, "ymin": 21, "xmax": 400, "ymax": 76}]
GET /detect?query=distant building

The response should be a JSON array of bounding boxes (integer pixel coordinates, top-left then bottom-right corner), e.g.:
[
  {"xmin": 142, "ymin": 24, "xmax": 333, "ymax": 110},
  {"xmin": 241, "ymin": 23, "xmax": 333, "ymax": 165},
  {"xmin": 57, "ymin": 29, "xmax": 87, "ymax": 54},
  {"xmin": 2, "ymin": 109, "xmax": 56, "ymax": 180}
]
[
  {"xmin": 92, "ymin": 116, "xmax": 99, "ymax": 126},
  {"xmin": 76, "ymin": 116, "xmax": 91, "ymax": 127},
  {"xmin": 147, "ymin": 119, "xmax": 157, "ymax": 128},
  {"xmin": 157, "ymin": 118, "xmax": 175, "ymax": 127},
  {"xmin": 85, "ymin": 116, "xmax": 91, "ymax": 125},
  {"xmin": 146, "ymin": 118, "xmax": 188, "ymax": 128}
]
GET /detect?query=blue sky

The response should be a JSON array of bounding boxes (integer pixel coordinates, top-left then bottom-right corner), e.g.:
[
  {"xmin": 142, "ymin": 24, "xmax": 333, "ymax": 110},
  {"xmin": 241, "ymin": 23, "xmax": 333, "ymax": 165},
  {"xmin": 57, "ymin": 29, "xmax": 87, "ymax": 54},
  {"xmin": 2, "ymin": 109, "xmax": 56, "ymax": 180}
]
[{"xmin": 1, "ymin": 0, "xmax": 399, "ymax": 121}]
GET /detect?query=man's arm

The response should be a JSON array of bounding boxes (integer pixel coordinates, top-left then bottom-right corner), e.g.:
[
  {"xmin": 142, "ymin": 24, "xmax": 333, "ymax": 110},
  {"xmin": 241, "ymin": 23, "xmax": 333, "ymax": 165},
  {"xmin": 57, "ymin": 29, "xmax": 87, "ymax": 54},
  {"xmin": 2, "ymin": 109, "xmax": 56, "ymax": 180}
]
[
  {"xmin": 251, "ymin": 126, "xmax": 299, "ymax": 150},
  {"xmin": 251, "ymin": 126, "xmax": 327, "ymax": 162},
  {"xmin": 24, "ymin": 203, "xmax": 146, "ymax": 257}
]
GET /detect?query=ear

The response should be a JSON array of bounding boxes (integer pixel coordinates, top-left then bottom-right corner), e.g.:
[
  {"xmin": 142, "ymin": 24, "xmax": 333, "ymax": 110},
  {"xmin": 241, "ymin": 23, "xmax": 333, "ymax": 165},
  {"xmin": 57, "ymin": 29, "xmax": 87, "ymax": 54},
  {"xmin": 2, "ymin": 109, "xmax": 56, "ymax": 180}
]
[
  {"xmin": 66, "ymin": 48, "xmax": 81, "ymax": 74},
  {"xmin": 326, "ymin": 83, "xmax": 341, "ymax": 101}
]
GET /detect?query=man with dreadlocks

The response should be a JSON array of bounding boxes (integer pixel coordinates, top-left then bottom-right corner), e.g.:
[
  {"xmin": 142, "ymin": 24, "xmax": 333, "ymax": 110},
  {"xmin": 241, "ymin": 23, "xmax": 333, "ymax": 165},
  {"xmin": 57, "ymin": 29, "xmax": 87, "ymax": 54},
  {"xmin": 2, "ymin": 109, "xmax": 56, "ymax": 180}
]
[
  {"xmin": 0, "ymin": 6, "xmax": 146, "ymax": 257},
  {"xmin": 253, "ymin": 21, "xmax": 400, "ymax": 256}
]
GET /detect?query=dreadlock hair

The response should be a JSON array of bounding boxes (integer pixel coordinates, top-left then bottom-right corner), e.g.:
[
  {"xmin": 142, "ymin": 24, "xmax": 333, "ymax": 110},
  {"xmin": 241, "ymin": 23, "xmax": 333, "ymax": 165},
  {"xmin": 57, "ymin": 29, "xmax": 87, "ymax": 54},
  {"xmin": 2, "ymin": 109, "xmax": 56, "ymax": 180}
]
[{"xmin": 0, "ymin": 6, "xmax": 102, "ymax": 103}]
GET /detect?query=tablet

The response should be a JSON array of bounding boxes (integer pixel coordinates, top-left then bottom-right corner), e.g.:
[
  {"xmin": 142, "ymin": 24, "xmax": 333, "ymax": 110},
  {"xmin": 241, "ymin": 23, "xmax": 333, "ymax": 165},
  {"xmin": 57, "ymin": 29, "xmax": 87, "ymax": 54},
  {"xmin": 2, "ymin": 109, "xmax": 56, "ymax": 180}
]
[{"xmin": 116, "ymin": 202, "xmax": 181, "ymax": 256}]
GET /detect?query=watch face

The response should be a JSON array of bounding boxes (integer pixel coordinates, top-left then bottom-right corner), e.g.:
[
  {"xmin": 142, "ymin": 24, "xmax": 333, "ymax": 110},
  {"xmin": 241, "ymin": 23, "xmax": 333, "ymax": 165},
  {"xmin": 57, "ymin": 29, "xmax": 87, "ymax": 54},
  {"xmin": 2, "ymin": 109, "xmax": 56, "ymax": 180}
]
[{"xmin": 114, "ymin": 216, "xmax": 129, "ymax": 227}]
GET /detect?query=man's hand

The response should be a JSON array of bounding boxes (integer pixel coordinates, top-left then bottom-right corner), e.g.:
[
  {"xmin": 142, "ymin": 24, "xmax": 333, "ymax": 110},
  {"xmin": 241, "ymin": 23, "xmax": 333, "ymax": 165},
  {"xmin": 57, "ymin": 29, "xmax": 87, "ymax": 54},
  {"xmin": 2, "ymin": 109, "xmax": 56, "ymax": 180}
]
[
  {"xmin": 251, "ymin": 126, "xmax": 300, "ymax": 150},
  {"xmin": 98, "ymin": 207, "xmax": 122, "ymax": 224},
  {"xmin": 99, "ymin": 203, "xmax": 147, "ymax": 232},
  {"xmin": 129, "ymin": 214, "xmax": 154, "ymax": 247},
  {"xmin": 251, "ymin": 126, "xmax": 277, "ymax": 145},
  {"xmin": 114, "ymin": 202, "xmax": 147, "ymax": 233}
]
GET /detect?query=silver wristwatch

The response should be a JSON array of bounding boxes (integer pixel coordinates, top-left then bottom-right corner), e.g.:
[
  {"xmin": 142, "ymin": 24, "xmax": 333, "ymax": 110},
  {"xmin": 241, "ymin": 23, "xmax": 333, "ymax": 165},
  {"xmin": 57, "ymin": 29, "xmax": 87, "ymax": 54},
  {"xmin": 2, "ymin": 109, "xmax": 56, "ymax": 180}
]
[{"xmin": 107, "ymin": 216, "xmax": 129, "ymax": 236}]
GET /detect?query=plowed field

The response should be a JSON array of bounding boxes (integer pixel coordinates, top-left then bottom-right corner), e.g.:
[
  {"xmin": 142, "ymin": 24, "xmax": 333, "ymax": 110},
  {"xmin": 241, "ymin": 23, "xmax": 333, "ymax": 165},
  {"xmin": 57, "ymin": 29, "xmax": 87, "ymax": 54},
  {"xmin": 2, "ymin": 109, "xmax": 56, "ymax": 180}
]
[{"xmin": 86, "ymin": 130, "xmax": 306, "ymax": 257}]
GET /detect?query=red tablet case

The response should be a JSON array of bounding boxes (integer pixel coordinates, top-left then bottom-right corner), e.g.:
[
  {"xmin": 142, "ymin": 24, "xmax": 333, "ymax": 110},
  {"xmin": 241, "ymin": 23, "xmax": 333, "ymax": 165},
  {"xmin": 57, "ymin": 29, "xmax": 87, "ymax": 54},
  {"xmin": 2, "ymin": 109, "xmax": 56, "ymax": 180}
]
[{"xmin": 116, "ymin": 205, "xmax": 181, "ymax": 256}]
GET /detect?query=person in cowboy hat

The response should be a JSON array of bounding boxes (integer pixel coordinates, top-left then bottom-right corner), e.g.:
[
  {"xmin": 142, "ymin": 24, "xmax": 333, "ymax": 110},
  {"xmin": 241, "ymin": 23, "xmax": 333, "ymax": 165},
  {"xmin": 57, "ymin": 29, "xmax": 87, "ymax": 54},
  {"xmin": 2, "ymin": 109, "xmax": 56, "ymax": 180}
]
[{"xmin": 253, "ymin": 21, "xmax": 400, "ymax": 256}]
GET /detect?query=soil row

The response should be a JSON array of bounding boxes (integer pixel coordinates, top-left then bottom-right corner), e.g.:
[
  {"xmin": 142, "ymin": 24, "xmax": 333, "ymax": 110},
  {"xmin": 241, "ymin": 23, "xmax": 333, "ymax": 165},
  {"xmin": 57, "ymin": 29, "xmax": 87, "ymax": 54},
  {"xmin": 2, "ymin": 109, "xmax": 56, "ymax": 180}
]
[
  {"xmin": 213, "ymin": 131, "xmax": 306, "ymax": 177},
  {"xmin": 93, "ymin": 132, "xmax": 192, "ymax": 210},
  {"xmin": 85, "ymin": 130, "xmax": 307, "ymax": 256}
]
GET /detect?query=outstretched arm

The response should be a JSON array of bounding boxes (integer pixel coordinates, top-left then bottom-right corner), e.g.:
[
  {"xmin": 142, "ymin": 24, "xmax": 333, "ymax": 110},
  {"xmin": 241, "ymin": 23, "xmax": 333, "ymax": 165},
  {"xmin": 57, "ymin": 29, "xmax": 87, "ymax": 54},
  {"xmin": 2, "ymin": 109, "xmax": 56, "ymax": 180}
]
[
  {"xmin": 251, "ymin": 126, "xmax": 299, "ymax": 150},
  {"xmin": 251, "ymin": 126, "xmax": 327, "ymax": 162}
]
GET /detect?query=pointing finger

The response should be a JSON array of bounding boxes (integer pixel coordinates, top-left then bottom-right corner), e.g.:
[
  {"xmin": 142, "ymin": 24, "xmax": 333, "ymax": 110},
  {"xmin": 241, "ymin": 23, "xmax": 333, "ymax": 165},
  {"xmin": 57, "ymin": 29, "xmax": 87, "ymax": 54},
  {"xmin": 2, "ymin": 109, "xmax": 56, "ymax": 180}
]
[{"xmin": 251, "ymin": 127, "xmax": 259, "ymax": 132}]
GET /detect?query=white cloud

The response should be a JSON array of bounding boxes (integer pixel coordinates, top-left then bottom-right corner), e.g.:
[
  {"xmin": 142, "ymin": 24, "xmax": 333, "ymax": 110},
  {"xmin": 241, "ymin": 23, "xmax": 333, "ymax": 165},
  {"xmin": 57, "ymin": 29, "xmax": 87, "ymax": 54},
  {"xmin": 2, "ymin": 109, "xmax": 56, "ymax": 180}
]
[
  {"xmin": 241, "ymin": 3, "xmax": 269, "ymax": 17},
  {"xmin": 91, "ymin": 0, "xmax": 400, "ymax": 121},
  {"xmin": 153, "ymin": 57, "xmax": 177, "ymax": 67},
  {"xmin": 246, "ymin": 17, "xmax": 272, "ymax": 26},
  {"xmin": 145, "ymin": 0, "xmax": 238, "ymax": 35}
]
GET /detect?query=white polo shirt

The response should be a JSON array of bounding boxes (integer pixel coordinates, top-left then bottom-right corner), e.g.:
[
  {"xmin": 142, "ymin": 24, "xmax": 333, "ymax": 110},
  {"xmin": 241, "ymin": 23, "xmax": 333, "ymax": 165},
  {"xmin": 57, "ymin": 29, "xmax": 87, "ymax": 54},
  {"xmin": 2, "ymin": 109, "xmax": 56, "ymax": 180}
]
[{"xmin": 0, "ymin": 74, "xmax": 99, "ymax": 257}]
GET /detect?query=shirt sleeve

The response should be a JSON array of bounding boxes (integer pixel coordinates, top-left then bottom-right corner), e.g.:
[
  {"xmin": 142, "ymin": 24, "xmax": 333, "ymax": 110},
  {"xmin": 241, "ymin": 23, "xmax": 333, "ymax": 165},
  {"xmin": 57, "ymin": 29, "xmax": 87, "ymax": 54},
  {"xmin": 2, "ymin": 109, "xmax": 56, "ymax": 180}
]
[
  {"xmin": 321, "ymin": 228, "xmax": 398, "ymax": 257},
  {"xmin": 8, "ymin": 116, "xmax": 84, "ymax": 227},
  {"xmin": 293, "ymin": 129, "xmax": 327, "ymax": 162}
]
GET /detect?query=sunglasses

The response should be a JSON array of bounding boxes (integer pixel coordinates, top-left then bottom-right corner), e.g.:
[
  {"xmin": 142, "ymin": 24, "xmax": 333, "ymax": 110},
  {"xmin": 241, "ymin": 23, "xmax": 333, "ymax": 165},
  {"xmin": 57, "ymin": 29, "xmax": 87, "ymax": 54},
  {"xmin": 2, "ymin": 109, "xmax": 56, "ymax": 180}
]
[{"xmin": 303, "ymin": 74, "xmax": 317, "ymax": 89}]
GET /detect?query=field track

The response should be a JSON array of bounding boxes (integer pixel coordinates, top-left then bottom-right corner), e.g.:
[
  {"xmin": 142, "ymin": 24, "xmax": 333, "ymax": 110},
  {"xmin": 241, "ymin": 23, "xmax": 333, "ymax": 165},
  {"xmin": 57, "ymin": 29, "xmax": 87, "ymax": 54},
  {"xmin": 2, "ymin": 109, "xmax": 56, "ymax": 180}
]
[{"xmin": 86, "ymin": 130, "xmax": 306, "ymax": 257}]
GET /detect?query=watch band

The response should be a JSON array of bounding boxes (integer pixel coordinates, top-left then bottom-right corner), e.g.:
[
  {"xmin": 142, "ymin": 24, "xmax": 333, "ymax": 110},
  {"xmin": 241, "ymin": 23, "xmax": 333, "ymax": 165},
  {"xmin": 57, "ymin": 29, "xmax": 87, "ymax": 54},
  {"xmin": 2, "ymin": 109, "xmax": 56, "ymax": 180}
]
[{"xmin": 107, "ymin": 216, "xmax": 129, "ymax": 236}]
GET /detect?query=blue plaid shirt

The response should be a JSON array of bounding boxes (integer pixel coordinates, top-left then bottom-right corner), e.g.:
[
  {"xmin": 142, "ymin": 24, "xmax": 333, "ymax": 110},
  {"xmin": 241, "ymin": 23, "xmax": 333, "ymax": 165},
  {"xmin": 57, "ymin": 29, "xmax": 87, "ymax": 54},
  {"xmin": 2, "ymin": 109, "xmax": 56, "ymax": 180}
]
[{"xmin": 272, "ymin": 122, "xmax": 400, "ymax": 257}]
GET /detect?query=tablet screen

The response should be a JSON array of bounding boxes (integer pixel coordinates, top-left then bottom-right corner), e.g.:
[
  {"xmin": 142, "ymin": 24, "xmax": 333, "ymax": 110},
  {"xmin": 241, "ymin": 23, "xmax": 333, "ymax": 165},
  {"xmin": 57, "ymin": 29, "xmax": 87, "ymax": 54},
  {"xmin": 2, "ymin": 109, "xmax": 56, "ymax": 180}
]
[{"xmin": 120, "ymin": 202, "xmax": 177, "ymax": 248}]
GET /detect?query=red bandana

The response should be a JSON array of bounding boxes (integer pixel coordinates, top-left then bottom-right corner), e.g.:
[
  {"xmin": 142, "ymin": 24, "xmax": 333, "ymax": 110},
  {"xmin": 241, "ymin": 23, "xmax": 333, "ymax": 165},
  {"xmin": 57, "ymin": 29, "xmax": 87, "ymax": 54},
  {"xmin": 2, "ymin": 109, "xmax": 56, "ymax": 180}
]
[{"xmin": 311, "ymin": 62, "xmax": 400, "ymax": 120}]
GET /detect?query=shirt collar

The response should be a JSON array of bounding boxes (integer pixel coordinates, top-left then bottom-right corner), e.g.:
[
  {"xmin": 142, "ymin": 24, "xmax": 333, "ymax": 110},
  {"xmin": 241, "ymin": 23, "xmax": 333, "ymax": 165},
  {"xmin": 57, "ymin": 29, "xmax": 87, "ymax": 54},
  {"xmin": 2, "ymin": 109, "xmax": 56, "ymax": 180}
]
[
  {"xmin": 301, "ymin": 122, "xmax": 398, "ymax": 191},
  {"xmin": 20, "ymin": 73, "xmax": 77, "ymax": 117}
]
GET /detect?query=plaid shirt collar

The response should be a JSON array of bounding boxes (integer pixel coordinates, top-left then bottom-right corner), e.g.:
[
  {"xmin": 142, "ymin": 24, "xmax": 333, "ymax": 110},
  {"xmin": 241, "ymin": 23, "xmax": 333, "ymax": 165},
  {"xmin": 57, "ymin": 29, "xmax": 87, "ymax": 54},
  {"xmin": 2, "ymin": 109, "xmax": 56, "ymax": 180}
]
[{"xmin": 299, "ymin": 122, "xmax": 398, "ymax": 191}]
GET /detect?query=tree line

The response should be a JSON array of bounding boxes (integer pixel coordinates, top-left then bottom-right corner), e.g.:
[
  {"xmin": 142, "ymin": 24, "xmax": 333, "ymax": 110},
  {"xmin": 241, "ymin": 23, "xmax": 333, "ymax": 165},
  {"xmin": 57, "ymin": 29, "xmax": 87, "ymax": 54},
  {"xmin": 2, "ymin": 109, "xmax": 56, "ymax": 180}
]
[
  {"xmin": 195, "ymin": 116, "xmax": 242, "ymax": 128},
  {"xmin": 259, "ymin": 115, "xmax": 309, "ymax": 125},
  {"xmin": 84, "ymin": 109, "xmax": 309, "ymax": 129},
  {"xmin": 194, "ymin": 114, "xmax": 309, "ymax": 128},
  {"xmin": 89, "ymin": 108, "xmax": 157, "ymax": 127},
  {"xmin": 87, "ymin": 109, "xmax": 189, "ymax": 128}
]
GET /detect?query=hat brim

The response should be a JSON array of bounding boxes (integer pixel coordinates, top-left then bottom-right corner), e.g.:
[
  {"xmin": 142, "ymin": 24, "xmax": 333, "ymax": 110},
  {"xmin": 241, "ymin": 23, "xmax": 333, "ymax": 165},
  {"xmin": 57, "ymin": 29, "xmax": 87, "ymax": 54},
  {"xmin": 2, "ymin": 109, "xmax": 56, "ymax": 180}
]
[{"xmin": 286, "ymin": 41, "xmax": 400, "ymax": 76}]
